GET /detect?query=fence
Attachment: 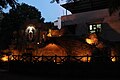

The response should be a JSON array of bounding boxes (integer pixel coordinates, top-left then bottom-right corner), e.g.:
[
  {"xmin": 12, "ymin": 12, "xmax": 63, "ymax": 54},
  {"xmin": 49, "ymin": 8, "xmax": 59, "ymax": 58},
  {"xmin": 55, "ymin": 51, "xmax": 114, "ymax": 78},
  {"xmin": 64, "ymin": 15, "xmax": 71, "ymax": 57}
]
[{"xmin": 7, "ymin": 55, "xmax": 120, "ymax": 64}]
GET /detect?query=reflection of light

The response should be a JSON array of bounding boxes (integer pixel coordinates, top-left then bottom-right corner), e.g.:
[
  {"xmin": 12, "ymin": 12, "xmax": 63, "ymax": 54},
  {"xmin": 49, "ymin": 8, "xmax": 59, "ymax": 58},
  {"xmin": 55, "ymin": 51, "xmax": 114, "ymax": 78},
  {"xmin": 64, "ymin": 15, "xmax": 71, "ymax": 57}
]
[
  {"xmin": 86, "ymin": 38, "xmax": 94, "ymax": 45},
  {"xmin": 1, "ymin": 55, "xmax": 8, "ymax": 62}
]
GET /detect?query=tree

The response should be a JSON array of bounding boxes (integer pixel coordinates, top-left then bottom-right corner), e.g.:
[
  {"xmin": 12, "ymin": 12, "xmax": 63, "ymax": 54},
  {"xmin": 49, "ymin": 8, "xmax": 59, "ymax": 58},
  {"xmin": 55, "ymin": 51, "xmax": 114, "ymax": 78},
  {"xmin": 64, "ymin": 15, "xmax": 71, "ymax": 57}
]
[
  {"xmin": 1, "ymin": 3, "xmax": 44, "ymax": 30},
  {"xmin": 0, "ymin": 0, "xmax": 18, "ymax": 10},
  {"xmin": 0, "ymin": 3, "xmax": 44, "ymax": 49},
  {"xmin": 50, "ymin": 0, "xmax": 60, "ymax": 3}
]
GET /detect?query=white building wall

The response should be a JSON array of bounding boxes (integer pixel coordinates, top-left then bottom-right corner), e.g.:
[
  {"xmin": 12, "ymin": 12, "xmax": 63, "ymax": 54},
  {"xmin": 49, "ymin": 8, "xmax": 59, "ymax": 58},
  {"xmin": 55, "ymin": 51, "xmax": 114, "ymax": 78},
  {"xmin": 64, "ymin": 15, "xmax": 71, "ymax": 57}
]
[
  {"xmin": 61, "ymin": 9, "xmax": 120, "ymax": 41},
  {"xmin": 54, "ymin": 18, "xmax": 61, "ymax": 29}
]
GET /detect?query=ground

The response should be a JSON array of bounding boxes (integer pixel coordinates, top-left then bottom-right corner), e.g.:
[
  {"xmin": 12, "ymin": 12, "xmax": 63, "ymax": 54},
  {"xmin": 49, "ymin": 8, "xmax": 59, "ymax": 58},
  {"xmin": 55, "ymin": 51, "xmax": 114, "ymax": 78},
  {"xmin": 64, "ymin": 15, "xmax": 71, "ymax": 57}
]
[
  {"xmin": 0, "ymin": 63, "xmax": 120, "ymax": 80},
  {"xmin": 0, "ymin": 71, "xmax": 117, "ymax": 80}
]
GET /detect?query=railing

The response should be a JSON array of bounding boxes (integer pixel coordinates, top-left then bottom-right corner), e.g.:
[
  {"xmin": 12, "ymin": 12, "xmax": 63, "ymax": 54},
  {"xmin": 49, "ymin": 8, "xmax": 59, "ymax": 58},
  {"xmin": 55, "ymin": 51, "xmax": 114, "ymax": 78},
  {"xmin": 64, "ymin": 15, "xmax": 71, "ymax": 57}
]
[{"xmin": 7, "ymin": 55, "xmax": 120, "ymax": 64}]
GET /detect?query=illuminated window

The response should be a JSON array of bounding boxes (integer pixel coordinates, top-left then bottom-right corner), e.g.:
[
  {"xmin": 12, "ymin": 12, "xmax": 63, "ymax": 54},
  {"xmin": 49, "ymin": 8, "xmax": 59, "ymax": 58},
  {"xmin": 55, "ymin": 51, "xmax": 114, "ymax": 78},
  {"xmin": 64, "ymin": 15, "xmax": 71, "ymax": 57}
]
[
  {"xmin": 89, "ymin": 25, "xmax": 92, "ymax": 30},
  {"xmin": 89, "ymin": 24, "xmax": 102, "ymax": 34}
]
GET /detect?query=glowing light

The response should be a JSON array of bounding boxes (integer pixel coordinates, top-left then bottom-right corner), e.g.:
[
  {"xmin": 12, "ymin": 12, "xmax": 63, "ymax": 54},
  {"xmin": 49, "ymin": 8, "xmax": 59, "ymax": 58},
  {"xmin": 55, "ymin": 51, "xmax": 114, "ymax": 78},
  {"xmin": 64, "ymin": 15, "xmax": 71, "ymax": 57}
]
[
  {"xmin": 81, "ymin": 57, "xmax": 91, "ymax": 62},
  {"xmin": 25, "ymin": 25, "xmax": 36, "ymax": 40},
  {"xmin": 86, "ymin": 38, "xmax": 94, "ymax": 45},
  {"xmin": 59, "ymin": 35, "xmax": 61, "ymax": 36},
  {"xmin": 47, "ymin": 29, "xmax": 52, "ymax": 37},
  {"xmin": 54, "ymin": 60, "xmax": 56, "ymax": 62},
  {"xmin": 1, "ymin": 55, "xmax": 8, "ymax": 62},
  {"xmin": 25, "ymin": 26, "xmax": 36, "ymax": 34},
  {"xmin": 43, "ymin": 34, "xmax": 45, "ymax": 39},
  {"xmin": 11, "ymin": 56, "xmax": 14, "ymax": 60},
  {"xmin": 47, "ymin": 33, "xmax": 52, "ymax": 37},
  {"xmin": 37, "ymin": 42, "xmax": 40, "ymax": 44},
  {"xmin": 111, "ymin": 57, "xmax": 116, "ymax": 62},
  {"xmin": 57, "ymin": 63, "xmax": 61, "ymax": 64},
  {"xmin": 86, "ymin": 33, "xmax": 98, "ymax": 45}
]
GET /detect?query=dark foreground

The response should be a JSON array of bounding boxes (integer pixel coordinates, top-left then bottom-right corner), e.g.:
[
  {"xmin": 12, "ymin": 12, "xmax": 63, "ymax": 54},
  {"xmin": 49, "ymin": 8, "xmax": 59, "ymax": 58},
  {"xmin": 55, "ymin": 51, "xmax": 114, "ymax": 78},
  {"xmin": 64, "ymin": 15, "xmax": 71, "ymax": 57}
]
[{"xmin": 1, "ymin": 62, "xmax": 120, "ymax": 80}]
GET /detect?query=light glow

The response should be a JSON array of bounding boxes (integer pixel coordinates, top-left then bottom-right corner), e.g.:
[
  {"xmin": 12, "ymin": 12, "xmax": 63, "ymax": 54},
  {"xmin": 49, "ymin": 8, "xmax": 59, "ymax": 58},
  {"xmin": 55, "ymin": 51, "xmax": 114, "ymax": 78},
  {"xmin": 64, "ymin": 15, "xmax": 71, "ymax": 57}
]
[
  {"xmin": 37, "ymin": 42, "xmax": 40, "ymax": 44},
  {"xmin": 86, "ymin": 38, "xmax": 94, "ymax": 45},
  {"xmin": 47, "ymin": 29, "xmax": 52, "ymax": 37},
  {"xmin": 25, "ymin": 25, "xmax": 36, "ymax": 40},
  {"xmin": 81, "ymin": 57, "xmax": 91, "ymax": 62},
  {"xmin": 1, "ymin": 55, "xmax": 8, "ymax": 62},
  {"xmin": 111, "ymin": 57, "xmax": 116, "ymax": 62},
  {"xmin": 86, "ymin": 33, "xmax": 98, "ymax": 45},
  {"xmin": 47, "ymin": 33, "xmax": 52, "ymax": 37},
  {"xmin": 25, "ymin": 26, "xmax": 36, "ymax": 34}
]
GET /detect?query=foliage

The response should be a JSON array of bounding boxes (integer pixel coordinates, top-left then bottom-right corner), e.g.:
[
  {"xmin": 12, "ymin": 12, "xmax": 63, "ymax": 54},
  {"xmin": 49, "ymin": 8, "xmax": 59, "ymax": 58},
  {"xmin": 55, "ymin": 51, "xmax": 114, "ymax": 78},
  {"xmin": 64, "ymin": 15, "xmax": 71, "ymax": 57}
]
[
  {"xmin": 1, "ymin": 3, "xmax": 44, "ymax": 29},
  {"xmin": 50, "ymin": 0, "xmax": 60, "ymax": 3},
  {"xmin": 0, "ymin": 0, "xmax": 18, "ymax": 10}
]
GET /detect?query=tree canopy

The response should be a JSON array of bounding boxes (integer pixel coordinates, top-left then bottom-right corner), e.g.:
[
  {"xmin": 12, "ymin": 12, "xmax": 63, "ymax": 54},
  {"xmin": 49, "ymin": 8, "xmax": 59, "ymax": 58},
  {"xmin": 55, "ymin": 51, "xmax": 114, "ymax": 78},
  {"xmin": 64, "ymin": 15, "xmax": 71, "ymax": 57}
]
[
  {"xmin": 0, "ymin": 0, "xmax": 18, "ymax": 10},
  {"xmin": 1, "ymin": 3, "xmax": 44, "ymax": 30}
]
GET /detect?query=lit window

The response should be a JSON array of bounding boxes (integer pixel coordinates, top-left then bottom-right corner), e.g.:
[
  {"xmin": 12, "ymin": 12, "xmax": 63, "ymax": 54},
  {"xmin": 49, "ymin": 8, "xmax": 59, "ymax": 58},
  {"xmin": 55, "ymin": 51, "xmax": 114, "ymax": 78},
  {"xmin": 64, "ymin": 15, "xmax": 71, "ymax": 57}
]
[
  {"xmin": 97, "ymin": 24, "xmax": 101, "ymax": 27},
  {"xmin": 90, "ymin": 31, "xmax": 96, "ymax": 33},
  {"xmin": 93, "ymin": 27, "xmax": 96, "ymax": 30},
  {"xmin": 93, "ymin": 25, "xmax": 96, "ymax": 26},
  {"xmin": 89, "ymin": 25, "xmax": 92, "ymax": 30},
  {"xmin": 89, "ymin": 24, "xmax": 102, "ymax": 33}
]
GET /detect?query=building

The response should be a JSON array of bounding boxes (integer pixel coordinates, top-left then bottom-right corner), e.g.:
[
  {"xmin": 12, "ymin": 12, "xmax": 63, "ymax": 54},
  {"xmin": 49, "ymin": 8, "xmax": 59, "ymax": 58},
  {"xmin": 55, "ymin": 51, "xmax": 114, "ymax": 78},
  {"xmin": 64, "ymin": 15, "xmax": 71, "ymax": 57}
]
[{"xmin": 60, "ymin": 0, "xmax": 120, "ymax": 41}]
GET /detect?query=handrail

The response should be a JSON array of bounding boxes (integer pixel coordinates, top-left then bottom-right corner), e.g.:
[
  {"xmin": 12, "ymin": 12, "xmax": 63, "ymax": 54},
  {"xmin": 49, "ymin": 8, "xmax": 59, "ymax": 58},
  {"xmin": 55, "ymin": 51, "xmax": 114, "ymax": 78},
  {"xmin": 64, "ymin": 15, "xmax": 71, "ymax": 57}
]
[{"xmin": 7, "ymin": 55, "xmax": 120, "ymax": 64}]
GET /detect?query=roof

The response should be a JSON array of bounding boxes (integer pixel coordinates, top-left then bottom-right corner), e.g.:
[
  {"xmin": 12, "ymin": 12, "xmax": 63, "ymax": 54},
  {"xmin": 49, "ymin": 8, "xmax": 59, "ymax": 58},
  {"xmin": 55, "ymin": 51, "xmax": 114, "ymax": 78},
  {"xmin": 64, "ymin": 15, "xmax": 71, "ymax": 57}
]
[{"xmin": 61, "ymin": 0, "xmax": 109, "ymax": 14}]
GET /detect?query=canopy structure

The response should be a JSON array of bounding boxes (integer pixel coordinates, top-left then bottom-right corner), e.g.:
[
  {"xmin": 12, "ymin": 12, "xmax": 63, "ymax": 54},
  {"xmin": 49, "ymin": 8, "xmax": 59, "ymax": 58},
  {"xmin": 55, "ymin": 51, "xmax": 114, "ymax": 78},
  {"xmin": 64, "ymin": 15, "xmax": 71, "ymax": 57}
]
[{"xmin": 61, "ymin": 0, "xmax": 108, "ymax": 14}]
